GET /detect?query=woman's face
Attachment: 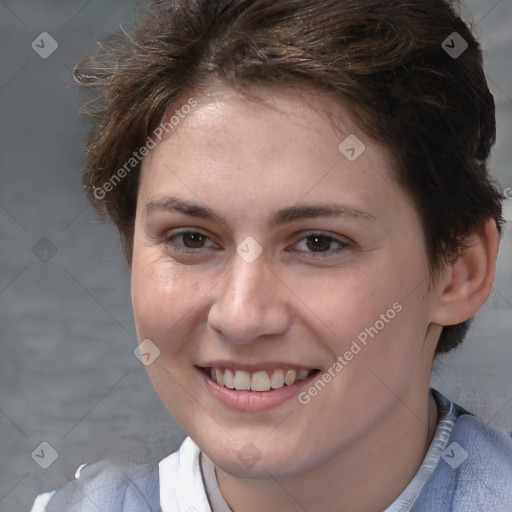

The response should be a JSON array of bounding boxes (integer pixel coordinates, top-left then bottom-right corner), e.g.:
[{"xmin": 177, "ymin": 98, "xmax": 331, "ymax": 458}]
[{"xmin": 131, "ymin": 84, "xmax": 440, "ymax": 477}]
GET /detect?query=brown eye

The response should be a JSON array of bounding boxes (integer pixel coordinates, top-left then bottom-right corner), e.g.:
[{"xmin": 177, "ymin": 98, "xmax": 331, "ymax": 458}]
[
  {"xmin": 293, "ymin": 232, "xmax": 349, "ymax": 255},
  {"xmin": 164, "ymin": 231, "xmax": 214, "ymax": 250},
  {"xmin": 305, "ymin": 235, "xmax": 333, "ymax": 252},
  {"xmin": 180, "ymin": 232, "xmax": 208, "ymax": 248}
]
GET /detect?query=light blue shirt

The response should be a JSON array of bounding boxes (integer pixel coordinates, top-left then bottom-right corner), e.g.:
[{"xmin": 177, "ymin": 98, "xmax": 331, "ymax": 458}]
[{"xmin": 30, "ymin": 388, "xmax": 512, "ymax": 511}]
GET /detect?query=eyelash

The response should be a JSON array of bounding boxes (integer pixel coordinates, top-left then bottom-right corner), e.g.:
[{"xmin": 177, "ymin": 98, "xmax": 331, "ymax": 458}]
[{"xmin": 162, "ymin": 230, "xmax": 350, "ymax": 256}]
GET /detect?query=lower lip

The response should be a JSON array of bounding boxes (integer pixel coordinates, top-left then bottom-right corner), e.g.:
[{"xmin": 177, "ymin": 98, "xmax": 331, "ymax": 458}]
[{"xmin": 197, "ymin": 367, "xmax": 320, "ymax": 412}]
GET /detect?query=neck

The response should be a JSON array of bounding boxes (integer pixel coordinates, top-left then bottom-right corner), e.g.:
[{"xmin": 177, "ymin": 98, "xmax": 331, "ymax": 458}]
[{"xmin": 216, "ymin": 388, "xmax": 438, "ymax": 512}]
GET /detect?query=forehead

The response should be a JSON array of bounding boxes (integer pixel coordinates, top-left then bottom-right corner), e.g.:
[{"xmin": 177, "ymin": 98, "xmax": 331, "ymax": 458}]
[
  {"xmin": 175, "ymin": 84, "xmax": 360, "ymax": 153},
  {"xmin": 136, "ymin": 83, "xmax": 409, "ymax": 228},
  {"xmin": 141, "ymin": 85, "xmax": 390, "ymax": 182}
]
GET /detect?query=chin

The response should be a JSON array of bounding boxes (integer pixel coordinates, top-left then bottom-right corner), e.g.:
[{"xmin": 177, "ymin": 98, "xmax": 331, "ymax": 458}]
[{"xmin": 202, "ymin": 435, "xmax": 313, "ymax": 480}]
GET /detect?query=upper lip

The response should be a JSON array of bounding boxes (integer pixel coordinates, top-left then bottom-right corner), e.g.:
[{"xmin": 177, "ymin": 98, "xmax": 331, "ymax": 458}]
[{"xmin": 197, "ymin": 360, "xmax": 319, "ymax": 372}]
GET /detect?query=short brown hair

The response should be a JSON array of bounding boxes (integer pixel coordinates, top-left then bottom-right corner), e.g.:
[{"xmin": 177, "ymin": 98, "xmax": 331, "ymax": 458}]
[{"xmin": 75, "ymin": 0, "xmax": 504, "ymax": 354}]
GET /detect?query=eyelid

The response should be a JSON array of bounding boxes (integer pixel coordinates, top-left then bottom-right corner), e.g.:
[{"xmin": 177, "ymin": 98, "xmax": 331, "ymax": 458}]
[{"xmin": 297, "ymin": 230, "xmax": 350, "ymax": 242}]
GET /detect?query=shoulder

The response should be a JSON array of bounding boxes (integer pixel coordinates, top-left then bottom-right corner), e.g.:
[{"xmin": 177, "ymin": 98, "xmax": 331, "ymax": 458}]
[
  {"xmin": 416, "ymin": 400, "xmax": 512, "ymax": 511},
  {"xmin": 452, "ymin": 411, "xmax": 512, "ymax": 448},
  {"xmin": 29, "ymin": 437, "xmax": 207, "ymax": 512},
  {"xmin": 449, "ymin": 412, "xmax": 512, "ymax": 477},
  {"xmin": 30, "ymin": 457, "xmax": 160, "ymax": 512}
]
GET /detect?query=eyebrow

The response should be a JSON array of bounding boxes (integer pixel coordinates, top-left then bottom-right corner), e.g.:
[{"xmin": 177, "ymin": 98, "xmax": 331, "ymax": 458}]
[{"xmin": 144, "ymin": 196, "xmax": 376, "ymax": 228}]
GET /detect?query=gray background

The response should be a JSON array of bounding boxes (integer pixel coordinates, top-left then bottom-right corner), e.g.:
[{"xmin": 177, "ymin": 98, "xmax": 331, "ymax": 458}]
[{"xmin": 0, "ymin": 1, "xmax": 510, "ymax": 511}]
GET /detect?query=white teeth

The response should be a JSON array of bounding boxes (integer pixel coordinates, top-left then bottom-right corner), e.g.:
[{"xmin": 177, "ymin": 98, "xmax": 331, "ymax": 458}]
[
  {"xmin": 224, "ymin": 369, "xmax": 235, "ymax": 389},
  {"xmin": 270, "ymin": 369, "xmax": 284, "ymax": 389},
  {"xmin": 251, "ymin": 371, "xmax": 271, "ymax": 391},
  {"xmin": 234, "ymin": 370, "xmax": 251, "ymax": 390},
  {"xmin": 297, "ymin": 369, "xmax": 309, "ymax": 380},
  {"xmin": 284, "ymin": 369, "xmax": 297, "ymax": 386},
  {"xmin": 209, "ymin": 367, "xmax": 314, "ymax": 392},
  {"xmin": 215, "ymin": 368, "xmax": 224, "ymax": 386}
]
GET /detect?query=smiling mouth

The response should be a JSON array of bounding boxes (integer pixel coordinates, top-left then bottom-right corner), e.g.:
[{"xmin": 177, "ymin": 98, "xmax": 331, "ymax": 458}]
[{"xmin": 202, "ymin": 367, "xmax": 320, "ymax": 392}]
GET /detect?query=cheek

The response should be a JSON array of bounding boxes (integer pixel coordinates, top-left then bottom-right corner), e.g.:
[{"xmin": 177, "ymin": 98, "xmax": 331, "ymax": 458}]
[
  {"xmin": 131, "ymin": 250, "xmax": 202, "ymax": 343},
  {"xmin": 320, "ymin": 247, "xmax": 429, "ymax": 365}
]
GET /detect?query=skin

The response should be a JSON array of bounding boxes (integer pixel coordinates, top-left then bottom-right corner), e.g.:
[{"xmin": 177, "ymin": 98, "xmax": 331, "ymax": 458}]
[{"xmin": 130, "ymin": 83, "xmax": 499, "ymax": 512}]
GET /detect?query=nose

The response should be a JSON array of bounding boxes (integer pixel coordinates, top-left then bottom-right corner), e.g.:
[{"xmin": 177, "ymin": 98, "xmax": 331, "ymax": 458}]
[{"xmin": 207, "ymin": 250, "xmax": 291, "ymax": 345}]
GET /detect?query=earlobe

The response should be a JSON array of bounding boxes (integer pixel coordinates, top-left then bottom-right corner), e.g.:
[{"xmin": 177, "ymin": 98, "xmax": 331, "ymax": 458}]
[{"xmin": 430, "ymin": 218, "xmax": 500, "ymax": 326}]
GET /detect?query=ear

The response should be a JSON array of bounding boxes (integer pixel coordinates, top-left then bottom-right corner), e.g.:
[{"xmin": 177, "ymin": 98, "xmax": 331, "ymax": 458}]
[{"xmin": 430, "ymin": 218, "xmax": 500, "ymax": 326}]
